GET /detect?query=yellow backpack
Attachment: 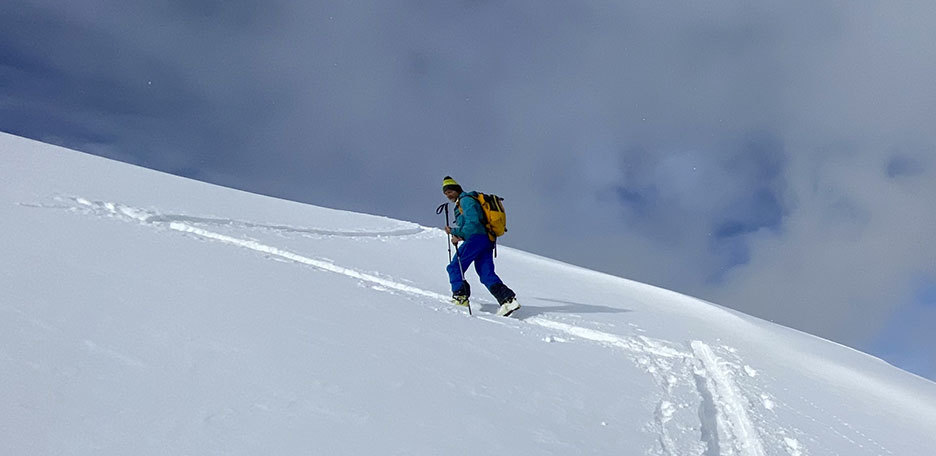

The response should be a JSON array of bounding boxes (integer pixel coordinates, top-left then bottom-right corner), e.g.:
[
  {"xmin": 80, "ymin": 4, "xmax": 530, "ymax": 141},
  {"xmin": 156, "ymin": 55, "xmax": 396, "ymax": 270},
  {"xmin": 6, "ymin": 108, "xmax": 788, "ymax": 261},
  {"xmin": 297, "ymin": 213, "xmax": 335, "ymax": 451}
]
[{"xmin": 469, "ymin": 193, "xmax": 507, "ymax": 241}]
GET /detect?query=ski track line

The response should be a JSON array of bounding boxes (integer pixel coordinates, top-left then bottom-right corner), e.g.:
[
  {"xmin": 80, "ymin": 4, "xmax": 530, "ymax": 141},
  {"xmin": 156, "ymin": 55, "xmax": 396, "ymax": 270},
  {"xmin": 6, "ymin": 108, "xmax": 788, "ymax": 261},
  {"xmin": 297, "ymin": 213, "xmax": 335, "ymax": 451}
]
[
  {"xmin": 167, "ymin": 221, "xmax": 449, "ymax": 302},
  {"xmin": 64, "ymin": 197, "xmax": 426, "ymax": 238},
  {"xmin": 652, "ymin": 399, "xmax": 681, "ymax": 456},
  {"xmin": 525, "ymin": 317, "xmax": 690, "ymax": 360},
  {"xmin": 690, "ymin": 341, "xmax": 767, "ymax": 456},
  {"xmin": 710, "ymin": 352, "xmax": 810, "ymax": 456},
  {"xmin": 148, "ymin": 214, "xmax": 426, "ymax": 238}
]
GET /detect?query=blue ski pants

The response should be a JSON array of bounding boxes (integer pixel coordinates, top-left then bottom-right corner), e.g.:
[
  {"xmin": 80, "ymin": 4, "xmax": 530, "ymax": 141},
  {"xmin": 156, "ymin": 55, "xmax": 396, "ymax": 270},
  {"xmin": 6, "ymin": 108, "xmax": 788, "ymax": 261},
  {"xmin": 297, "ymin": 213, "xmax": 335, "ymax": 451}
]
[{"xmin": 447, "ymin": 234, "xmax": 502, "ymax": 295}]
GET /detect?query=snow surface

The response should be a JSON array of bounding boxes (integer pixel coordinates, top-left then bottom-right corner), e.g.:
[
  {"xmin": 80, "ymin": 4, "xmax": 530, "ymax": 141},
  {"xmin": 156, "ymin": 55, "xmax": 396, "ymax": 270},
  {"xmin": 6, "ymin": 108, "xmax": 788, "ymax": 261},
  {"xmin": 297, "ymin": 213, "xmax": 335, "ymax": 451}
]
[{"xmin": 3, "ymin": 131, "xmax": 936, "ymax": 455}]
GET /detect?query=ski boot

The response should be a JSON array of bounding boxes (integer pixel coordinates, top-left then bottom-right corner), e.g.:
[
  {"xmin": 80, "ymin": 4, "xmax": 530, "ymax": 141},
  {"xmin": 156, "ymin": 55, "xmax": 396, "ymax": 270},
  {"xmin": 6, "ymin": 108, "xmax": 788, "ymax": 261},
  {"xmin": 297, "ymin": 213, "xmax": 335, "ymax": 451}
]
[
  {"xmin": 496, "ymin": 297, "xmax": 520, "ymax": 317},
  {"xmin": 452, "ymin": 295, "xmax": 470, "ymax": 308}
]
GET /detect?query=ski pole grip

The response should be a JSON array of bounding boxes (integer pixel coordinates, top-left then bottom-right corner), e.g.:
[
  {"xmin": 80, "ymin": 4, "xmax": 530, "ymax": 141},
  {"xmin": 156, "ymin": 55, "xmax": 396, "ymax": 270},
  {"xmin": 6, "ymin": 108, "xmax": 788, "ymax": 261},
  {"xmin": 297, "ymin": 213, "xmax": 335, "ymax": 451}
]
[{"xmin": 436, "ymin": 203, "xmax": 450, "ymax": 225}]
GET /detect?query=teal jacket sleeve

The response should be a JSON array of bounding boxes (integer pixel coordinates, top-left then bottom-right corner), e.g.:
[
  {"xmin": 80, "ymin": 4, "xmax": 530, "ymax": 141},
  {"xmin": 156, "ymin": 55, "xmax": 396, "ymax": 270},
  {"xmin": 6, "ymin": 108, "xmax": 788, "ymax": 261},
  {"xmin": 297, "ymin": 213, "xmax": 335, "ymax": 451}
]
[{"xmin": 452, "ymin": 194, "xmax": 487, "ymax": 239}]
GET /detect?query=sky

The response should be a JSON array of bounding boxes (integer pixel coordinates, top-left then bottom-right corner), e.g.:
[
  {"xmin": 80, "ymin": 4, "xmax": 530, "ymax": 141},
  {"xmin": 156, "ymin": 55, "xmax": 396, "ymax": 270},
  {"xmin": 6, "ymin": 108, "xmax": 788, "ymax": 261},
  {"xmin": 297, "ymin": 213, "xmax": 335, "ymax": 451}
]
[{"xmin": 2, "ymin": 1, "xmax": 935, "ymax": 378}]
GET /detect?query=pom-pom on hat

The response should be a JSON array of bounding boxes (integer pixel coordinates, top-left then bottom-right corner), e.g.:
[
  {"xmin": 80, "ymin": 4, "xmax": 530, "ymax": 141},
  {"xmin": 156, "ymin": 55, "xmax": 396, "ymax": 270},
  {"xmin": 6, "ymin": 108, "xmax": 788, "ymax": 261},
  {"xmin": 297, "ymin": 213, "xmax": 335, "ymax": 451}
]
[{"xmin": 442, "ymin": 176, "xmax": 463, "ymax": 194}]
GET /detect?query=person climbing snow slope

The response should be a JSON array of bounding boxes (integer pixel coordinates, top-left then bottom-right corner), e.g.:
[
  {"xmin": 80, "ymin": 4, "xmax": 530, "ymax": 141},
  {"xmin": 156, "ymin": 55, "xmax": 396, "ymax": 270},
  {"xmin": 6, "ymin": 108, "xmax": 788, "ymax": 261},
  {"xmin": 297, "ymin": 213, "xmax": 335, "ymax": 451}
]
[{"xmin": 442, "ymin": 176, "xmax": 519, "ymax": 317}]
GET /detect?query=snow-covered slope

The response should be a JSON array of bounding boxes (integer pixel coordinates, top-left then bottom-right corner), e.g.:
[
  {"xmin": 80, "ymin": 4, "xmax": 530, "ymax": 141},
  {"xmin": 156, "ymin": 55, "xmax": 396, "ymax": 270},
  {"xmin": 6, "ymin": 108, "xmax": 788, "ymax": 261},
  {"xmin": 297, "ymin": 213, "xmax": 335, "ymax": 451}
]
[{"xmin": 3, "ymin": 131, "xmax": 936, "ymax": 455}]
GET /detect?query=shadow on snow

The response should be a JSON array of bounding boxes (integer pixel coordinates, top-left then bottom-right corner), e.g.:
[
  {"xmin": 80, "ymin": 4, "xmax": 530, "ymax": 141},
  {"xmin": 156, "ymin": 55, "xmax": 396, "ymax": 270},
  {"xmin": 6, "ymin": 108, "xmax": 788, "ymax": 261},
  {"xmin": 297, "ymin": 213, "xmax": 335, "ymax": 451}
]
[{"xmin": 475, "ymin": 297, "xmax": 632, "ymax": 318}]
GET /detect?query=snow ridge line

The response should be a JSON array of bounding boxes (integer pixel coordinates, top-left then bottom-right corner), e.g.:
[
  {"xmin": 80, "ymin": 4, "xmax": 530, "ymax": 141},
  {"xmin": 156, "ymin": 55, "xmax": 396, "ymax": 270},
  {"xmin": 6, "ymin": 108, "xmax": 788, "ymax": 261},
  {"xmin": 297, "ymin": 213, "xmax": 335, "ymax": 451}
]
[{"xmin": 690, "ymin": 341, "xmax": 766, "ymax": 456}]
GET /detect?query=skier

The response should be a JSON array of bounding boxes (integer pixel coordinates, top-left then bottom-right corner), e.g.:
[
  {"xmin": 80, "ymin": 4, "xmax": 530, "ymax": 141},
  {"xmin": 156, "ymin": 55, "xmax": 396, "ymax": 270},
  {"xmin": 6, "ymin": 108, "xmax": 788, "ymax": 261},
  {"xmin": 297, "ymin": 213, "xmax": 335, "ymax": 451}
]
[{"xmin": 442, "ymin": 176, "xmax": 520, "ymax": 317}]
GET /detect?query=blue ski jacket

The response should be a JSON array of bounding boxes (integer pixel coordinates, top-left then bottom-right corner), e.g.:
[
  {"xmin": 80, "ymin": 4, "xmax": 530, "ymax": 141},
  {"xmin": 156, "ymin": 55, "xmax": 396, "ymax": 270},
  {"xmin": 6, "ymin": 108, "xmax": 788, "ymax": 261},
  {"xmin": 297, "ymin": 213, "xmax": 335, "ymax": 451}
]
[{"xmin": 451, "ymin": 192, "xmax": 488, "ymax": 240}]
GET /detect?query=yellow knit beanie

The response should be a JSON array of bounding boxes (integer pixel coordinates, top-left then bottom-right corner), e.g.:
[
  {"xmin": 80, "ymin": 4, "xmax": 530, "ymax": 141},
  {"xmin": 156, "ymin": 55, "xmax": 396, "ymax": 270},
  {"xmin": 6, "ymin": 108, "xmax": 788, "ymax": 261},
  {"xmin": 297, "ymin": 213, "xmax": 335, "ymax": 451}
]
[{"xmin": 442, "ymin": 176, "xmax": 462, "ymax": 193}]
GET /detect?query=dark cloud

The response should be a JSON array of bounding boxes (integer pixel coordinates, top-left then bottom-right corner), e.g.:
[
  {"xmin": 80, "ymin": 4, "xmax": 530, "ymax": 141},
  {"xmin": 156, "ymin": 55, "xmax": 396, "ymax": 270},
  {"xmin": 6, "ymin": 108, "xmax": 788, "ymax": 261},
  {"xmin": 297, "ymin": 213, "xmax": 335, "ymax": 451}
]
[
  {"xmin": 3, "ymin": 0, "xmax": 936, "ymax": 374},
  {"xmin": 886, "ymin": 152, "xmax": 928, "ymax": 179}
]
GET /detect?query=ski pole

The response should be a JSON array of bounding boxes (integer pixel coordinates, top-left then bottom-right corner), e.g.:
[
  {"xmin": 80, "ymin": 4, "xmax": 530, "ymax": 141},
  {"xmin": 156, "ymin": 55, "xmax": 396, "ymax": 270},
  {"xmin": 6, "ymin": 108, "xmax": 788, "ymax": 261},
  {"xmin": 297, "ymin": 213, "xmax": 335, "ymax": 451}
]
[
  {"xmin": 454, "ymin": 245, "xmax": 470, "ymax": 316},
  {"xmin": 437, "ymin": 202, "xmax": 470, "ymax": 315},
  {"xmin": 436, "ymin": 203, "xmax": 452, "ymax": 262}
]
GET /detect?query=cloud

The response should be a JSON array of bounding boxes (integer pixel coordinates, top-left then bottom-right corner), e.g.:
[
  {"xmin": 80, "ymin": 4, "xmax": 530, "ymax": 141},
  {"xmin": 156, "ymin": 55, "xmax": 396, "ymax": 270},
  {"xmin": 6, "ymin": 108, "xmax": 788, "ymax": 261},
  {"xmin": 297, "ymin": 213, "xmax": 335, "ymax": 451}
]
[
  {"xmin": 2, "ymin": 1, "xmax": 936, "ymax": 372},
  {"xmin": 870, "ymin": 277, "xmax": 936, "ymax": 379},
  {"xmin": 715, "ymin": 149, "xmax": 936, "ymax": 343}
]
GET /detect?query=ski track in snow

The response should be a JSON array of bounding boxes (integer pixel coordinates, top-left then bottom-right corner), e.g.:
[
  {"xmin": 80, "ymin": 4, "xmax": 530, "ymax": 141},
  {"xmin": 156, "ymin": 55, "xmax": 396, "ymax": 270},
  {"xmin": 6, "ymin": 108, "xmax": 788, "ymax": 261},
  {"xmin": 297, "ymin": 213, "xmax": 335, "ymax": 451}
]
[
  {"xmin": 147, "ymin": 214, "xmax": 426, "ymax": 238},
  {"xmin": 44, "ymin": 196, "xmax": 906, "ymax": 456},
  {"xmin": 47, "ymin": 197, "xmax": 426, "ymax": 238},
  {"xmin": 690, "ymin": 341, "xmax": 766, "ymax": 456}
]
